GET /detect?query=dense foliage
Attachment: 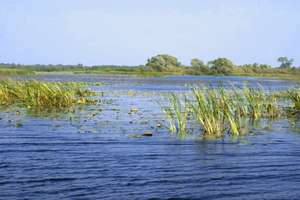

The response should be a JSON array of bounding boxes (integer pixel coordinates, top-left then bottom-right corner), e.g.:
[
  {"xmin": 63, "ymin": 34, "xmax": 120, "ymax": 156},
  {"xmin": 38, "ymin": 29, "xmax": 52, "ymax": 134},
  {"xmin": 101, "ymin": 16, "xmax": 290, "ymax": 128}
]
[
  {"xmin": 190, "ymin": 58, "xmax": 209, "ymax": 74},
  {"xmin": 162, "ymin": 86, "xmax": 300, "ymax": 137},
  {"xmin": 208, "ymin": 58, "xmax": 235, "ymax": 74},
  {"xmin": 277, "ymin": 57, "xmax": 294, "ymax": 69},
  {"xmin": 0, "ymin": 55, "xmax": 299, "ymax": 78},
  {"xmin": 146, "ymin": 54, "xmax": 182, "ymax": 72},
  {"xmin": 0, "ymin": 80, "xmax": 96, "ymax": 110}
]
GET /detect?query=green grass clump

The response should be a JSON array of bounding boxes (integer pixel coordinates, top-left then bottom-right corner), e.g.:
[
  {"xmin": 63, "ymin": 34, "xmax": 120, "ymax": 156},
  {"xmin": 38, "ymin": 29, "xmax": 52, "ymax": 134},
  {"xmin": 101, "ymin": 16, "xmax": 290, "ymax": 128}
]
[
  {"xmin": 0, "ymin": 68, "xmax": 34, "ymax": 76},
  {"xmin": 161, "ymin": 94, "xmax": 190, "ymax": 135},
  {"xmin": 243, "ymin": 87, "xmax": 264, "ymax": 120},
  {"xmin": 192, "ymin": 88, "xmax": 225, "ymax": 137},
  {"xmin": 161, "ymin": 86, "xmax": 283, "ymax": 137},
  {"xmin": 0, "ymin": 80, "xmax": 96, "ymax": 110},
  {"xmin": 287, "ymin": 88, "xmax": 300, "ymax": 111}
]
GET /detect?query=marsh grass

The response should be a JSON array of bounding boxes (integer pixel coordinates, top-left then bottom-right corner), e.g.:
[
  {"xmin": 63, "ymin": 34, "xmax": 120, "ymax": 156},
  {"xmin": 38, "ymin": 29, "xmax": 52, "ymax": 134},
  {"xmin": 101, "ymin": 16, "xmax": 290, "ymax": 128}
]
[
  {"xmin": 192, "ymin": 88, "xmax": 225, "ymax": 137},
  {"xmin": 287, "ymin": 88, "xmax": 300, "ymax": 111},
  {"xmin": 160, "ymin": 94, "xmax": 190, "ymax": 135},
  {"xmin": 0, "ymin": 80, "xmax": 96, "ymax": 110},
  {"xmin": 161, "ymin": 85, "xmax": 285, "ymax": 137},
  {"xmin": 0, "ymin": 68, "xmax": 34, "ymax": 76}
]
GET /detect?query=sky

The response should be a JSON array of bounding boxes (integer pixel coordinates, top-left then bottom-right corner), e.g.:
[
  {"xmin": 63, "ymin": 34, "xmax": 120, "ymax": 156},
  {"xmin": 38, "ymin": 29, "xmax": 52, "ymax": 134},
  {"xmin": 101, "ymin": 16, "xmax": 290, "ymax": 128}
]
[{"xmin": 0, "ymin": 0, "xmax": 299, "ymax": 66}]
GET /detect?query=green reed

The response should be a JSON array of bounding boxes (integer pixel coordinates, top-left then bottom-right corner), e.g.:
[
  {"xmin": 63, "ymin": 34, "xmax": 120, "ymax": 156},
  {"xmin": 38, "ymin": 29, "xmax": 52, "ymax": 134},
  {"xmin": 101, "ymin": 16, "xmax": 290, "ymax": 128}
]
[
  {"xmin": 162, "ymin": 86, "xmax": 283, "ymax": 137},
  {"xmin": 192, "ymin": 88, "xmax": 225, "ymax": 137},
  {"xmin": 287, "ymin": 88, "xmax": 300, "ymax": 111},
  {"xmin": 160, "ymin": 94, "xmax": 190, "ymax": 135},
  {"xmin": 0, "ymin": 80, "xmax": 96, "ymax": 110}
]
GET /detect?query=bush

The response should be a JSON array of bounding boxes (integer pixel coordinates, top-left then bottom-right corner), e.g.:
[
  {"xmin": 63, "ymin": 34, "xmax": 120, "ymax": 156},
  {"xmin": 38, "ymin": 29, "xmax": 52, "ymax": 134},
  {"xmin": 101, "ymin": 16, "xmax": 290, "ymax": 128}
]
[
  {"xmin": 208, "ymin": 58, "xmax": 235, "ymax": 74},
  {"xmin": 146, "ymin": 54, "xmax": 182, "ymax": 72}
]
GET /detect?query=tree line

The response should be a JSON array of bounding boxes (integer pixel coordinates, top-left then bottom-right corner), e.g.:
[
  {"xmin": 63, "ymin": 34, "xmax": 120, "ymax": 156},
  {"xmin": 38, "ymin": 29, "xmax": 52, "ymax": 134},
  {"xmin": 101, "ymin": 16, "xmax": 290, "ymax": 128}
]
[
  {"xmin": 0, "ymin": 55, "xmax": 299, "ymax": 76},
  {"xmin": 146, "ymin": 54, "xmax": 299, "ymax": 75}
]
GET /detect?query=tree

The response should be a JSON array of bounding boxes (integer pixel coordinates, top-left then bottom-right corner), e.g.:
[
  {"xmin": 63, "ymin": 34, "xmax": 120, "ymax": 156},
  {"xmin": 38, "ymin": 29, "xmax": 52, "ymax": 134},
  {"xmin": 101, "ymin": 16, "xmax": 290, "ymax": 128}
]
[
  {"xmin": 191, "ymin": 58, "xmax": 209, "ymax": 73},
  {"xmin": 239, "ymin": 63, "xmax": 272, "ymax": 73},
  {"xmin": 146, "ymin": 54, "xmax": 181, "ymax": 72},
  {"xmin": 208, "ymin": 58, "xmax": 235, "ymax": 74},
  {"xmin": 277, "ymin": 57, "xmax": 294, "ymax": 69}
]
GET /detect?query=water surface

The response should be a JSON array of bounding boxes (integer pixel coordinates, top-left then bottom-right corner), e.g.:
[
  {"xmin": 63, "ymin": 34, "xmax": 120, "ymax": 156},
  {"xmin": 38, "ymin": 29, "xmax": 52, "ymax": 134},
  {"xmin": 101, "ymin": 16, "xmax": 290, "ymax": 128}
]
[{"xmin": 1, "ymin": 75, "xmax": 300, "ymax": 199}]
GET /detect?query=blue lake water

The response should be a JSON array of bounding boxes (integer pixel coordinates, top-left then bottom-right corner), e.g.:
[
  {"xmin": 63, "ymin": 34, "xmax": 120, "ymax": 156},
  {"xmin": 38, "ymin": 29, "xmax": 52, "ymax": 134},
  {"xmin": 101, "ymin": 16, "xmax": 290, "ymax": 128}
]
[{"xmin": 1, "ymin": 75, "xmax": 300, "ymax": 199}]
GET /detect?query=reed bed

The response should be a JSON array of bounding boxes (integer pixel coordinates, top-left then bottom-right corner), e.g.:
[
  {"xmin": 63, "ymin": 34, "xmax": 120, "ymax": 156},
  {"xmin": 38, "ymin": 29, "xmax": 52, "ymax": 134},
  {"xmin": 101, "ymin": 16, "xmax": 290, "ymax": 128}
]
[
  {"xmin": 192, "ymin": 88, "xmax": 226, "ymax": 136},
  {"xmin": 160, "ymin": 94, "xmax": 190, "ymax": 135},
  {"xmin": 287, "ymin": 88, "xmax": 300, "ymax": 111},
  {"xmin": 161, "ymin": 86, "xmax": 289, "ymax": 137},
  {"xmin": 0, "ymin": 80, "xmax": 96, "ymax": 110},
  {"xmin": 0, "ymin": 68, "xmax": 34, "ymax": 76}
]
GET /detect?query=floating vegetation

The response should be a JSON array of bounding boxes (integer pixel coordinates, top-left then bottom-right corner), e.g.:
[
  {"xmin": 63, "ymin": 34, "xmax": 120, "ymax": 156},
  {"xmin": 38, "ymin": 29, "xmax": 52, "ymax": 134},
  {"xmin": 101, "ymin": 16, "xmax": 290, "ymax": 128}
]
[
  {"xmin": 0, "ymin": 80, "xmax": 97, "ymax": 111},
  {"xmin": 161, "ymin": 85, "xmax": 296, "ymax": 138},
  {"xmin": 129, "ymin": 107, "xmax": 139, "ymax": 114}
]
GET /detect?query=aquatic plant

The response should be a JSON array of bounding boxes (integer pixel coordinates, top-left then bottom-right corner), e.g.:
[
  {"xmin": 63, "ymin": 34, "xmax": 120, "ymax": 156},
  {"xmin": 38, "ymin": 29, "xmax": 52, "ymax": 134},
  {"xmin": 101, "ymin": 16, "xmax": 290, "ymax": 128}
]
[
  {"xmin": 264, "ymin": 93, "xmax": 281, "ymax": 118},
  {"xmin": 161, "ymin": 85, "xmax": 283, "ymax": 138},
  {"xmin": 242, "ymin": 87, "xmax": 264, "ymax": 120},
  {"xmin": 287, "ymin": 88, "xmax": 300, "ymax": 111},
  {"xmin": 160, "ymin": 94, "xmax": 190, "ymax": 135},
  {"xmin": 0, "ymin": 67, "xmax": 34, "ymax": 76},
  {"xmin": 191, "ymin": 88, "xmax": 225, "ymax": 136},
  {"xmin": 0, "ymin": 80, "xmax": 96, "ymax": 110},
  {"xmin": 219, "ymin": 88, "xmax": 248, "ymax": 136},
  {"xmin": 161, "ymin": 104, "xmax": 176, "ymax": 133}
]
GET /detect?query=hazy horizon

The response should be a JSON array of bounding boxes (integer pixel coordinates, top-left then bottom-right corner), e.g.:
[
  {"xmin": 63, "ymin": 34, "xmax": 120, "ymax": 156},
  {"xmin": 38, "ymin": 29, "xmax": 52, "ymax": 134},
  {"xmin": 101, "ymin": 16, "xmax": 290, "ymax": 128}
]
[{"xmin": 0, "ymin": 0, "xmax": 299, "ymax": 67}]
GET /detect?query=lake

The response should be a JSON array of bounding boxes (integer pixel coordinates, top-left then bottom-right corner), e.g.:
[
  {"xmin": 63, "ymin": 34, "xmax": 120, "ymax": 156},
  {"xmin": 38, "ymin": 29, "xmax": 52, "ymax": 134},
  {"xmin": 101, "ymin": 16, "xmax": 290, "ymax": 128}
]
[{"xmin": 1, "ymin": 75, "xmax": 300, "ymax": 199}]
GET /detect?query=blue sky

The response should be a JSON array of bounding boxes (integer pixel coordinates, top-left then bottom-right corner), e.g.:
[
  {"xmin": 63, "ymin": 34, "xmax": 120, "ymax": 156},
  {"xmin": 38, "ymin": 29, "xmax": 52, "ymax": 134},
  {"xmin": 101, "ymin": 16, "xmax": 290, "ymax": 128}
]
[{"xmin": 0, "ymin": 0, "xmax": 299, "ymax": 66}]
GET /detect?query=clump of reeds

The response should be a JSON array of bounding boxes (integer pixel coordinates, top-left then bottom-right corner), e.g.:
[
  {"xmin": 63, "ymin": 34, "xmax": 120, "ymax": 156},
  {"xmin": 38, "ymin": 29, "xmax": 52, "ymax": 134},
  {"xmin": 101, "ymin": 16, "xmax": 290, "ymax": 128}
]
[
  {"xmin": 243, "ymin": 87, "xmax": 264, "ymax": 120},
  {"xmin": 264, "ymin": 93, "xmax": 281, "ymax": 118},
  {"xmin": 287, "ymin": 88, "xmax": 300, "ymax": 111},
  {"xmin": 0, "ymin": 68, "xmax": 34, "ymax": 76},
  {"xmin": 192, "ymin": 88, "xmax": 225, "ymax": 137},
  {"xmin": 160, "ymin": 94, "xmax": 190, "ymax": 135},
  {"xmin": 0, "ymin": 80, "xmax": 96, "ymax": 110},
  {"xmin": 161, "ymin": 85, "xmax": 283, "ymax": 137}
]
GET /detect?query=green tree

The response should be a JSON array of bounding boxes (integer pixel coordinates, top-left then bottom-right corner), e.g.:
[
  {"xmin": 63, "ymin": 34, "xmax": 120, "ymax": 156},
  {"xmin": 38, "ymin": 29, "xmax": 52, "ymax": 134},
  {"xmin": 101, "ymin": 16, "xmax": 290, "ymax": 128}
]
[
  {"xmin": 240, "ymin": 63, "xmax": 272, "ymax": 73},
  {"xmin": 146, "ymin": 54, "xmax": 181, "ymax": 72},
  {"xmin": 208, "ymin": 58, "xmax": 235, "ymax": 74},
  {"xmin": 191, "ymin": 58, "xmax": 209, "ymax": 73},
  {"xmin": 277, "ymin": 57, "xmax": 294, "ymax": 69}
]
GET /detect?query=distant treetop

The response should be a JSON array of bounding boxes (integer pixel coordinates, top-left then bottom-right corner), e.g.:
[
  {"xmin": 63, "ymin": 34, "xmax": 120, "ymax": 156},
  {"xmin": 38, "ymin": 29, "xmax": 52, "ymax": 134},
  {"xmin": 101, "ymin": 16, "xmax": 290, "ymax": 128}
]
[
  {"xmin": 277, "ymin": 57, "xmax": 294, "ymax": 69},
  {"xmin": 146, "ymin": 54, "xmax": 181, "ymax": 72}
]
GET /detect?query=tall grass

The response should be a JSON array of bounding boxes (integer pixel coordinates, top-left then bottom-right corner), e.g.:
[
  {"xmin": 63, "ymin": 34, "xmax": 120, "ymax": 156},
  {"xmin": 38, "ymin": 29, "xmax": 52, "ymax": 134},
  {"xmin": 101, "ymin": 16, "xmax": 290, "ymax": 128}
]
[
  {"xmin": 0, "ymin": 80, "xmax": 96, "ymax": 110},
  {"xmin": 161, "ymin": 86, "xmax": 284, "ymax": 137},
  {"xmin": 287, "ymin": 88, "xmax": 300, "ymax": 111},
  {"xmin": 0, "ymin": 68, "xmax": 34, "ymax": 76},
  {"xmin": 160, "ymin": 94, "xmax": 190, "ymax": 135},
  {"xmin": 192, "ymin": 88, "xmax": 225, "ymax": 137}
]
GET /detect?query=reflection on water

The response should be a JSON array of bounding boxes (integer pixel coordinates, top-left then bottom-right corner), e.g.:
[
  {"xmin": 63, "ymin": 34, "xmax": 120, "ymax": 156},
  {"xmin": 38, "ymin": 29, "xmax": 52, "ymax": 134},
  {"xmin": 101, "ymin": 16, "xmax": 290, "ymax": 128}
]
[{"xmin": 1, "ymin": 75, "xmax": 300, "ymax": 199}]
